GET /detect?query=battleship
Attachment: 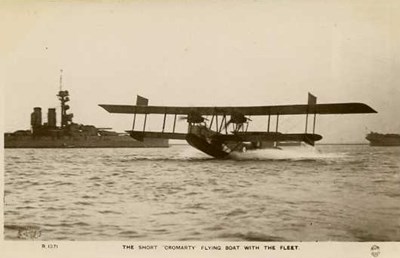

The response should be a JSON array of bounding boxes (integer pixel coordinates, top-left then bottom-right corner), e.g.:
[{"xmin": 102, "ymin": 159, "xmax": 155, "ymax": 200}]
[
  {"xmin": 4, "ymin": 76, "xmax": 168, "ymax": 148},
  {"xmin": 366, "ymin": 132, "xmax": 400, "ymax": 146}
]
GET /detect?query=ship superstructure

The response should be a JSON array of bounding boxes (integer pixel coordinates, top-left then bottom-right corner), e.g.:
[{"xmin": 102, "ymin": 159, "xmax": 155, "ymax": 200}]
[{"xmin": 4, "ymin": 72, "xmax": 168, "ymax": 148}]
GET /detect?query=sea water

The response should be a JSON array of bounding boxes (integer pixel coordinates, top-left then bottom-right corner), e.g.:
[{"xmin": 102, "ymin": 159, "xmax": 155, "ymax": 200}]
[{"xmin": 3, "ymin": 145, "xmax": 400, "ymax": 241}]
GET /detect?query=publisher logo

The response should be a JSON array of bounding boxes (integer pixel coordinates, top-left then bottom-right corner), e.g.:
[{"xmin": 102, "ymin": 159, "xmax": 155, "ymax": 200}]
[
  {"xmin": 370, "ymin": 245, "xmax": 380, "ymax": 257},
  {"xmin": 18, "ymin": 227, "xmax": 41, "ymax": 240}
]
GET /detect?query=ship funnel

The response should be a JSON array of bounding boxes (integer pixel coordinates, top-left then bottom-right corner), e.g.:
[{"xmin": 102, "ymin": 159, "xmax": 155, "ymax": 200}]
[
  {"xmin": 31, "ymin": 107, "xmax": 42, "ymax": 135},
  {"xmin": 48, "ymin": 108, "xmax": 57, "ymax": 127},
  {"xmin": 31, "ymin": 107, "xmax": 42, "ymax": 128}
]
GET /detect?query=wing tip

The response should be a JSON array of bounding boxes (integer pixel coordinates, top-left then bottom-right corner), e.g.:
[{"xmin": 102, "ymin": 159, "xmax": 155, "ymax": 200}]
[
  {"xmin": 98, "ymin": 104, "xmax": 111, "ymax": 113},
  {"xmin": 322, "ymin": 102, "xmax": 378, "ymax": 114},
  {"xmin": 357, "ymin": 103, "xmax": 378, "ymax": 113}
]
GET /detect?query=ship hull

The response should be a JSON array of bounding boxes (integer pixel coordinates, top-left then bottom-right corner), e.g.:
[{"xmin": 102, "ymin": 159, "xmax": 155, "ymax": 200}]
[
  {"xmin": 368, "ymin": 141, "xmax": 400, "ymax": 147},
  {"xmin": 4, "ymin": 135, "xmax": 168, "ymax": 148},
  {"xmin": 366, "ymin": 133, "xmax": 400, "ymax": 147}
]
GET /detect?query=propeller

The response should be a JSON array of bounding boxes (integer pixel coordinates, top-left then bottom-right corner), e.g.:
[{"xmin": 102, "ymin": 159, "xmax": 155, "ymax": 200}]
[{"xmin": 225, "ymin": 113, "xmax": 251, "ymax": 131}]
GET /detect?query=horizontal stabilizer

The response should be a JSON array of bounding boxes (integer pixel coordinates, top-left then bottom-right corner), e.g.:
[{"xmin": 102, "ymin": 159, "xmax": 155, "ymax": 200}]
[
  {"xmin": 99, "ymin": 103, "xmax": 376, "ymax": 116},
  {"xmin": 127, "ymin": 131, "xmax": 187, "ymax": 141}
]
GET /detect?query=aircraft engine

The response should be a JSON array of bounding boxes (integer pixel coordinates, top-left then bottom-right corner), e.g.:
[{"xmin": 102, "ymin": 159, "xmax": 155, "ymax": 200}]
[{"xmin": 180, "ymin": 112, "xmax": 207, "ymax": 124}]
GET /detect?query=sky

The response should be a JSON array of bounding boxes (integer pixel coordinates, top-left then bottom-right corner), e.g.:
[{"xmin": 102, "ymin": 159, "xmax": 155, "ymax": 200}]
[{"xmin": 1, "ymin": 0, "xmax": 399, "ymax": 143}]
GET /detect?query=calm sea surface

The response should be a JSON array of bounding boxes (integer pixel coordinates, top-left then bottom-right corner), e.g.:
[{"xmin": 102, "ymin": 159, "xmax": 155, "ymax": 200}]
[{"xmin": 4, "ymin": 145, "xmax": 400, "ymax": 241}]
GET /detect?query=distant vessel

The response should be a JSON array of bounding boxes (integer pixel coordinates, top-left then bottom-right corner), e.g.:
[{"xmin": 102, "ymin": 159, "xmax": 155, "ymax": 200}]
[
  {"xmin": 366, "ymin": 132, "xmax": 400, "ymax": 146},
  {"xmin": 4, "ymin": 72, "xmax": 168, "ymax": 148}
]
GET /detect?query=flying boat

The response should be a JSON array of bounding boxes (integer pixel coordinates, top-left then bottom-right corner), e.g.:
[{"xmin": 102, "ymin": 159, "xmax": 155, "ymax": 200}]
[{"xmin": 99, "ymin": 93, "xmax": 376, "ymax": 158}]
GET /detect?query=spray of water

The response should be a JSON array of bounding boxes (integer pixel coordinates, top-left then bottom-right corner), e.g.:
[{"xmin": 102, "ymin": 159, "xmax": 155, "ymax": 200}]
[
  {"xmin": 174, "ymin": 144, "xmax": 345, "ymax": 161},
  {"xmin": 229, "ymin": 145, "xmax": 343, "ymax": 161}
]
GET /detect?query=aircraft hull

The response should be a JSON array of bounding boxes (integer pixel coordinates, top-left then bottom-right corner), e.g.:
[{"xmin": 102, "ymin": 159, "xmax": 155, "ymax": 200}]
[{"xmin": 185, "ymin": 134, "xmax": 230, "ymax": 159}]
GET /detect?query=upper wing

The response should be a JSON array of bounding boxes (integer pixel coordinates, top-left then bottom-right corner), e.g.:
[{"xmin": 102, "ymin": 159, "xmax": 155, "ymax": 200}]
[{"xmin": 99, "ymin": 103, "xmax": 376, "ymax": 116}]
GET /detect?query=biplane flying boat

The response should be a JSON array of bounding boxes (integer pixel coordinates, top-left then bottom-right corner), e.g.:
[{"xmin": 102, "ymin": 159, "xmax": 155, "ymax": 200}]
[{"xmin": 99, "ymin": 93, "xmax": 376, "ymax": 158}]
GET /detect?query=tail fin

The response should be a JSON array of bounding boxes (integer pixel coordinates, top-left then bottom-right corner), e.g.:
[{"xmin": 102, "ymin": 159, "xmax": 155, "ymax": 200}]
[
  {"xmin": 136, "ymin": 95, "xmax": 149, "ymax": 106},
  {"xmin": 308, "ymin": 92, "xmax": 317, "ymax": 105}
]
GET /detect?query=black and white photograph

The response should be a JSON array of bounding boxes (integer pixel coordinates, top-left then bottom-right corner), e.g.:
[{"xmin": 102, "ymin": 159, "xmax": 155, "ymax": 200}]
[{"xmin": 1, "ymin": 0, "xmax": 399, "ymax": 257}]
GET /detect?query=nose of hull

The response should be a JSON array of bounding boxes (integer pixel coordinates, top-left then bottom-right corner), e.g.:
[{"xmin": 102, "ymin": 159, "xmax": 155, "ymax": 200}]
[{"xmin": 185, "ymin": 134, "xmax": 230, "ymax": 159}]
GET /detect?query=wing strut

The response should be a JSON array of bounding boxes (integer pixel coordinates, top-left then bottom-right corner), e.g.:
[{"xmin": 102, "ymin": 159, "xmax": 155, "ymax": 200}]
[
  {"xmin": 173, "ymin": 114, "xmax": 177, "ymax": 133},
  {"xmin": 305, "ymin": 92, "xmax": 317, "ymax": 133},
  {"xmin": 276, "ymin": 114, "xmax": 279, "ymax": 132},
  {"xmin": 132, "ymin": 95, "xmax": 149, "ymax": 131},
  {"xmin": 162, "ymin": 113, "xmax": 167, "ymax": 132},
  {"xmin": 305, "ymin": 93, "xmax": 318, "ymax": 145},
  {"xmin": 209, "ymin": 114, "xmax": 214, "ymax": 130},
  {"xmin": 132, "ymin": 112, "xmax": 136, "ymax": 130},
  {"xmin": 312, "ymin": 111, "xmax": 317, "ymax": 134},
  {"xmin": 143, "ymin": 114, "xmax": 147, "ymax": 132}
]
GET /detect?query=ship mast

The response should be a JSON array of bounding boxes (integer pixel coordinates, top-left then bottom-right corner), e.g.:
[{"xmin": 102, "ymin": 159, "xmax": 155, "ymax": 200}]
[
  {"xmin": 59, "ymin": 69, "xmax": 63, "ymax": 91},
  {"xmin": 57, "ymin": 69, "xmax": 73, "ymax": 128}
]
